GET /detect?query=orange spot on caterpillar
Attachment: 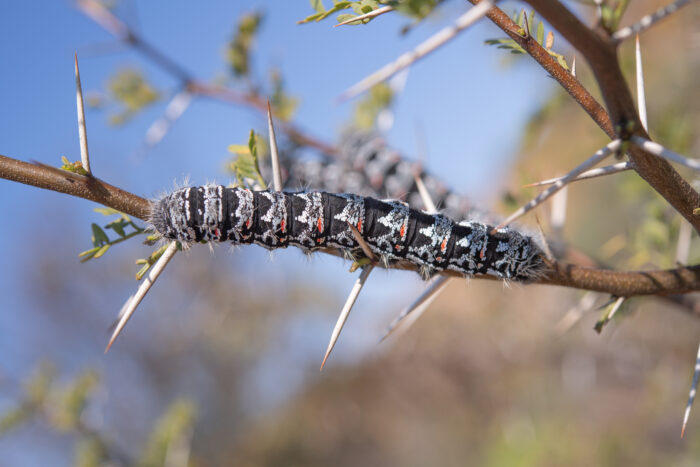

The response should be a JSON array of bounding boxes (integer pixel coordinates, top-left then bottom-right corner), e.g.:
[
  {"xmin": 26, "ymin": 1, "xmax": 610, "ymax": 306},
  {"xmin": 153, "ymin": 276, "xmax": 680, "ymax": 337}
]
[
  {"xmin": 400, "ymin": 223, "xmax": 406, "ymax": 238},
  {"xmin": 280, "ymin": 220, "xmax": 286, "ymax": 232},
  {"xmin": 440, "ymin": 238, "xmax": 447, "ymax": 253},
  {"xmin": 245, "ymin": 219, "xmax": 251, "ymax": 229},
  {"xmin": 317, "ymin": 218, "xmax": 323, "ymax": 233},
  {"xmin": 357, "ymin": 220, "xmax": 363, "ymax": 232}
]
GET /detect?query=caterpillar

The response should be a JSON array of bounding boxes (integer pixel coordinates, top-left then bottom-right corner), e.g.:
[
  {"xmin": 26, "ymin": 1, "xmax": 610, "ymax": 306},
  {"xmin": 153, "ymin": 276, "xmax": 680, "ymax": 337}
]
[
  {"xmin": 284, "ymin": 131, "xmax": 496, "ymax": 224},
  {"xmin": 150, "ymin": 186, "xmax": 545, "ymax": 282}
]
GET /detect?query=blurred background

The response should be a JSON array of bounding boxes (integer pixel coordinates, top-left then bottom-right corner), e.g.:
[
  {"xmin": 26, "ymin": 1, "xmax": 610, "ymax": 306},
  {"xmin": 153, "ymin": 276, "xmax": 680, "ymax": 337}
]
[{"xmin": 0, "ymin": 0, "xmax": 699, "ymax": 465}]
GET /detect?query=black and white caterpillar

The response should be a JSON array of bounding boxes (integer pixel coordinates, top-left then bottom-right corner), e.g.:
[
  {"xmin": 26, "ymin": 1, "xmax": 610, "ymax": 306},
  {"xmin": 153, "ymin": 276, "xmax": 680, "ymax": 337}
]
[
  {"xmin": 150, "ymin": 186, "xmax": 545, "ymax": 282},
  {"xmin": 284, "ymin": 131, "xmax": 496, "ymax": 224}
]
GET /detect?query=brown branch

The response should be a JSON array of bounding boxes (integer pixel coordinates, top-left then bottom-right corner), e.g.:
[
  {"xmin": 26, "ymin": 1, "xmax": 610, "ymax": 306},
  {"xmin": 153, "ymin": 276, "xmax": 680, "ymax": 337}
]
[
  {"xmin": 523, "ymin": 0, "xmax": 700, "ymax": 232},
  {"xmin": 2, "ymin": 152, "xmax": 699, "ymax": 297},
  {"xmin": 0, "ymin": 154, "xmax": 150, "ymax": 220},
  {"xmin": 468, "ymin": 0, "xmax": 615, "ymax": 138}
]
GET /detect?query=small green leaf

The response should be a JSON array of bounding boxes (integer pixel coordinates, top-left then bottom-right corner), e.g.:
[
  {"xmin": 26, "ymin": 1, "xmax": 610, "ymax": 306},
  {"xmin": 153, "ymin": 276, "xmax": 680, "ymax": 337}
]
[
  {"xmin": 93, "ymin": 207, "xmax": 124, "ymax": 218},
  {"xmin": 92, "ymin": 244, "xmax": 111, "ymax": 259},
  {"xmin": 91, "ymin": 224, "xmax": 109, "ymax": 247},
  {"xmin": 227, "ymin": 144, "xmax": 250, "ymax": 155},
  {"xmin": 310, "ymin": 0, "xmax": 325, "ymax": 13},
  {"xmin": 536, "ymin": 21, "xmax": 544, "ymax": 44}
]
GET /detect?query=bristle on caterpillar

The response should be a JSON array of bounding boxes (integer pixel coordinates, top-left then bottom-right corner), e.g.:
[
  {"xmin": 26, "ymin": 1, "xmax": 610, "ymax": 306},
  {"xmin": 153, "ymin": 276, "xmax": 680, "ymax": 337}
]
[{"xmin": 150, "ymin": 186, "xmax": 545, "ymax": 282}]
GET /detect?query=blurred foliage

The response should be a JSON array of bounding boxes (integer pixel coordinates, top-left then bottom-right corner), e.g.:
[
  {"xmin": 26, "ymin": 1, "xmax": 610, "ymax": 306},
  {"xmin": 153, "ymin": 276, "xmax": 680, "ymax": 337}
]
[
  {"xmin": 227, "ymin": 129, "xmax": 268, "ymax": 189},
  {"xmin": 600, "ymin": 0, "xmax": 630, "ymax": 33},
  {"xmin": 269, "ymin": 68, "xmax": 299, "ymax": 122},
  {"xmin": 0, "ymin": 362, "xmax": 197, "ymax": 467},
  {"xmin": 227, "ymin": 11, "xmax": 264, "ymax": 78},
  {"xmin": 352, "ymin": 82, "xmax": 393, "ymax": 129},
  {"xmin": 485, "ymin": 10, "xmax": 570, "ymax": 71},
  {"xmin": 106, "ymin": 68, "xmax": 160, "ymax": 125},
  {"xmin": 138, "ymin": 400, "xmax": 196, "ymax": 467}
]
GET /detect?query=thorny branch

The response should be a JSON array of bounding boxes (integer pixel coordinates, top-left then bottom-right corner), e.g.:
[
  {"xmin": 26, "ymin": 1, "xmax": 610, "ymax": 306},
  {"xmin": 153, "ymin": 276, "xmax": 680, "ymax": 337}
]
[
  {"xmin": 467, "ymin": 0, "xmax": 615, "ymax": 138},
  {"xmin": 522, "ymin": 0, "xmax": 700, "ymax": 233},
  {"xmin": 1, "ymin": 152, "xmax": 699, "ymax": 298}
]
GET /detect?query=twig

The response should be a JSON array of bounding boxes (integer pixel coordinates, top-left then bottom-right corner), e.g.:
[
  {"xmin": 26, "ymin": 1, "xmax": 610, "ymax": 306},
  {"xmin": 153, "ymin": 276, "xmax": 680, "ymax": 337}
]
[
  {"xmin": 142, "ymin": 88, "xmax": 193, "ymax": 151},
  {"xmin": 334, "ymin": 5, "xmax": 393, "ymax": 27},
  {"xmin": 105, "ymin": 241, "xmax": 178, "ymax": 352},
  {"xmin": 379, "ymin": 275, "xmax": 450, "ymax": 342},
  {"xmin": 266, "ymin": 101, "xmax": 283, "ymax": 192},
  {"xmin": 74, "ymin": 54, "xmax": 91, "ymax": 174},
  {"xmin": 339, "ymin": 0, "xmax": 496, "ymax": 100},
  {"xmin": 631, "ymin": 136, "xmax": 700, "ymax": 170},
  {"xmin": 681, "ymin": 340, "xmax": 700, "ymax": 437},
  {"xmin": 524, "ymin": 162, "xmax": 631, "ymax": 187},
  {"xmin": 76, "ymin": 0, "xmax": 338, "ymax": 157},
  {"xmin": 320, "ymin": 264, "xmax": 374, "ymax": 370},
  {"xmin": 468, "ymin": 0, "xmax": 614, "ymax": 138},
  {"xmin": 635, "ymin": 34, "xmax": 648, "ymax": 131},
  {"xmin": 613, "ymin": 0, "xmax": 693, "ymax": 41},
  {"xmin": 497, "ymin": 139, "xmax": 621, "ymax": 229}
]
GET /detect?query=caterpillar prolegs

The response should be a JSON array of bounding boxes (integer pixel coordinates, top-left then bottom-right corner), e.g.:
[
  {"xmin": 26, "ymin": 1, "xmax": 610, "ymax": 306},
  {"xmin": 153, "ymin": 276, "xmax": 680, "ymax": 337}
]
[{"xmin": 150, "ymin": 186, "xmax": 545, "ymax": 282}]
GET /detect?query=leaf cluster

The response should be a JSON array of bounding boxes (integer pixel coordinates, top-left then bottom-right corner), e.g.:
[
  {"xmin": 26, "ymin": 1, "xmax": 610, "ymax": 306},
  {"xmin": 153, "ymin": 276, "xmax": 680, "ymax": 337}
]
[
  {"xmin": 227, "ymin": 11, "xmax": 264, "ymax": 78},
  {"xmin": 79, "ymin": 208, "xmax": 147, "ymax": 263},
  {"xmin": 227, "ymin": 129, "xmax": 268, "ymax": 189},
  {"xmin": 0, "ymin": 363, "xmax": 197, "ymax": 467},
  {"xmin": 106, "ymin": 68, "xmax": 160, "ymax": 125},
  {"xmin": 353, "ymin": 82, "xmax": 393, "ymax": 129},
  {"xmin": 485, "ymin": 10, "xmax": 569, "ymax": 71}
]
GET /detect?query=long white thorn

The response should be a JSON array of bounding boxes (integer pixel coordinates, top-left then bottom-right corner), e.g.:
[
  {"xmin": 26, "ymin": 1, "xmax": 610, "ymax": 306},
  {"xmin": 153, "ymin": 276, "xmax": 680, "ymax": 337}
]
[
  {"xmin": 143, "ymin": 89, "xmax": 192, "ymax": 150},
  {"xmin": 555, "ymin": 292, "xmax": 599, "ymax": 334},
  {"xmin": 266, "ymin": 100, "xmax": 283, "ymax": 192},
  {"xmin": 681, "ymin": 340, "xmax": 700, "ymax": 438},
  {"xmin": 380, "ymin": 275, "xmax": 450, "ymax": 342},
  {"xmin": 676, "ymin": 220, "xmax": 692, "ymax": 265},
  {"xmin": 635, "ymin": 34, "xmax": 648, "ymax": 131},
  {"xmin": 334, "ymin": 5, "xmax": 393, "ymax": 27},
  {"xmin": 498, "ymin": 139, "xmax": 621, "ymax": 229},
  {"xmin": 631, "ymin": 136, "xmax": 700, "ymax": 170},
  {"xmin": 525, "ymin": 162, "xmax": 632, "ymax": 187},
  {"xmin": 414, "ymin": 173, "xmax": 438, "ymax": 214},
  {"xmin": 613, "ymin": 0, "xmax": 692, "ymax": 41},
  {"xmin": 74, "ymin": 54, "xmax": 91, "ymax": 174},
  {"xmin": 348, "ymin": 223, "xmax": 376, "ymax": 262},
  {"xmin": 320, "ymin": 264, "xmax": 374, "ymax": 370},
  {"xmin": 105, "ymin": 241, "xmax": 178, "ymax": 352},
  {"xmin": 339, "ymin": 0, "xmax": 495, "ymax": 100}
]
